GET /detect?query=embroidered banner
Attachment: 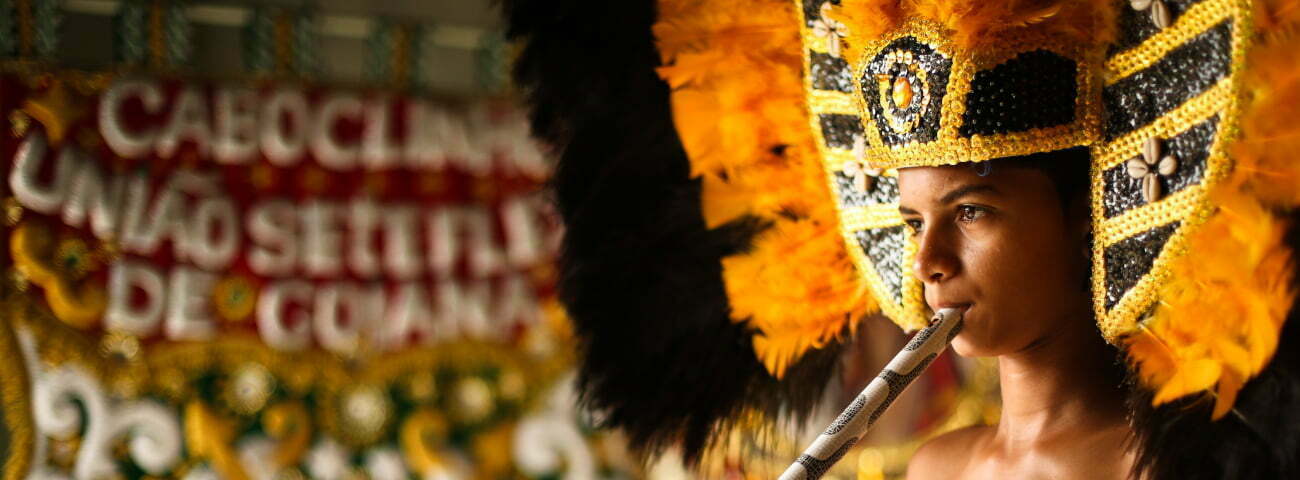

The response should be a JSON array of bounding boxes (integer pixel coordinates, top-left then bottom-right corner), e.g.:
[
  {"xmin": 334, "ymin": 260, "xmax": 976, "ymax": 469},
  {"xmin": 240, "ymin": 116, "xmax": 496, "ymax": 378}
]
[{"xmin": 0, "ymin": 69, "xmax": 637, "ymax": 480}]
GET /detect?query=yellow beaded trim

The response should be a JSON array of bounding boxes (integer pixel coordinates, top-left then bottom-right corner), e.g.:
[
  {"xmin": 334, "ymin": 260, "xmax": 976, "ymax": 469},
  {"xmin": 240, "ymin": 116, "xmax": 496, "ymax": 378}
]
[
  {"xmin": 840, "ymin": 203, "xmax": 905, "ymax": 232},
  {"xmin": 824, "ymin": 148, "xmax": 906, "ymax": 174},
  {"xmin": 1104, "ymin": 0, "xmax": 1236, "ymax": 85},
  {"xmin": 848, "ymin": 19, "xmax": 1104, "ymax": 170},
  {"xmin": 822, "ymin": 147, "xmax": 856, "ymax": 169},
  {"xmin": 1093, "ymin": 83, "xmax": 1233, "ymax": 250},
  {"xmin": 1093, "ymin": 78, "xmax": 1232, "ymax": 170},
  {"xmin": 1091, "ymin": 1, "xmax": 1252, "ymax": 340},
  {"xmin": 808, "ymin": 90, "xmax": 858, "ymax": 115},
  {"xmin": 1099, "ymin": 185, "xmax": 1205, "ymax": 247}
]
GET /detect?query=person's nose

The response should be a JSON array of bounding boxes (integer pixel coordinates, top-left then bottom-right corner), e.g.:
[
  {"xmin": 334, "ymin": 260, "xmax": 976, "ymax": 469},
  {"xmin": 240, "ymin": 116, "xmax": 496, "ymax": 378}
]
[{"xmin": 912, "ymin": 227, "xmax": 959, "ymax": 284}]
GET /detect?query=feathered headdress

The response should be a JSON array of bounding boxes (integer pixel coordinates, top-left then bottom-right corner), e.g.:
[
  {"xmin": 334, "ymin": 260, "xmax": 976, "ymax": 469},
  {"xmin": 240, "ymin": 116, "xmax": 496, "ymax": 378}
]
[
  {"xmin": 795, "ymin": 0, "xmax": 1300, "ymax": 423},
  {"xmin": 503, "ymin": 0, "xmax": 1300, "ymax": 471}
]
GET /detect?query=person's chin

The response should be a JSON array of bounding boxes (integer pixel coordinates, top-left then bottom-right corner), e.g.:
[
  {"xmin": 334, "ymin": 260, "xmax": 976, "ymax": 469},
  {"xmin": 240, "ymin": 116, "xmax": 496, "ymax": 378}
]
[
  {"xmin": 949, "ymin": 332, "xmax": 998, "ymax": 358},
  {"xmin": 949, "ymin": 334, "xmax": 976, "ymax": 357}
]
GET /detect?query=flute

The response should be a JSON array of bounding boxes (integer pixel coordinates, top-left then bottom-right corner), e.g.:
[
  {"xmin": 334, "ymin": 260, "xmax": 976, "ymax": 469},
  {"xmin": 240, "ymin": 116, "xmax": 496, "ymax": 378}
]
[{"xmin": 778, "ymin": 307, "xmax": 964, "ymax": 480}]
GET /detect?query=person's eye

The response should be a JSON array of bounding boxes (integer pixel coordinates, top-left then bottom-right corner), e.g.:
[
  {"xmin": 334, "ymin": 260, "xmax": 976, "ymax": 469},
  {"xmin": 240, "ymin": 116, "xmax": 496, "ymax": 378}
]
[
  {"xmin": 956, "ymin": 205, "xmax": 988, "ymax": 224},
  {"xmin": 904, "ymin": 218, "xmax": 924, "ymax": 236}
]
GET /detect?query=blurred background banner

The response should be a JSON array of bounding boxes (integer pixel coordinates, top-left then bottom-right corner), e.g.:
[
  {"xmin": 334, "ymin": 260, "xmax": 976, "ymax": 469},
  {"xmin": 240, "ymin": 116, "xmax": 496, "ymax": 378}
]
[{"xmin": 0, "ymin": 1, "xmax": 646, "ymax": 479}]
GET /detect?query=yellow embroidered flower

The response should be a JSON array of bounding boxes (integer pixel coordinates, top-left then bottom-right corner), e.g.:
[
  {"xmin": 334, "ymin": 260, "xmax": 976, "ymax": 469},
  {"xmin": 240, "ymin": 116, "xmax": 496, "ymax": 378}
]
[
  {"xmin": 1126, "ymin": 137, "xmax": 1178, "ymax": 203},
  {"xmin": 845, "ymin": 135, "xmax": 882, "ymax": 192},
  {"xmin": 812, "ymin": 3, "xmax": 849, "ymax": 58}
]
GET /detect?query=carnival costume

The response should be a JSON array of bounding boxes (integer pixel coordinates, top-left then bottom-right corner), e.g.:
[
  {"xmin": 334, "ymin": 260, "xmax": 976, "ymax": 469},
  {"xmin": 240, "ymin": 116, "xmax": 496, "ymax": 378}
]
[{"xmin": 504, "ymin": 0, "xmax": 1300, "ymax": 477}]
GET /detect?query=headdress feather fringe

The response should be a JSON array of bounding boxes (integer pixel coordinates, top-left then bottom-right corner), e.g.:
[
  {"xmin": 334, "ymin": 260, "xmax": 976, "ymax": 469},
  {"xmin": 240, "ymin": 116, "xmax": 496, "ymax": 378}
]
[
  {"xmin": 655, "ymin": 0, "xmax": 874, "ymax": 378},
  {"xmin": 1123, "ymin": 0, "xmax": 1300, "ymax": 418},
  {"xmin": 1126, "ymin": 212, "xmax": 1300, "ymax": 479}
]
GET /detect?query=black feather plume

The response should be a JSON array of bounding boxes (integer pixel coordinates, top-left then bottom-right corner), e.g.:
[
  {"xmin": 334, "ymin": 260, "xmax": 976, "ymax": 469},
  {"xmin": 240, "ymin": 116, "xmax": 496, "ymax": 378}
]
[{"xmin": 500, "ymin": 0, "xmax": 846, "ymax": 463}]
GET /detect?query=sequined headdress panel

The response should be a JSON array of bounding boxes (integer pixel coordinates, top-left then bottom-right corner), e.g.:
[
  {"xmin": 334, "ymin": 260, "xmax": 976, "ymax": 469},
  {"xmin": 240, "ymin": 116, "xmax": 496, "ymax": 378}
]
[
  {"xmin": 799, "ymin": 0, "xmax": 1299, "ymax": 419},
  {"xmin": 798, "ymin": 0, "xmax": 1114, "ymax": 328},
  {"xmin": 849, "ymin": 19, "xmax": 1102, "ymax": 169}
]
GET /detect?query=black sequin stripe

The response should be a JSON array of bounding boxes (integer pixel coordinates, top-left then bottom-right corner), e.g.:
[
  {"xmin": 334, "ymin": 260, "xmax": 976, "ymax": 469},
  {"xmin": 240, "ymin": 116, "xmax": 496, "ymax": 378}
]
[
  {"xmin": 819, "ymin": 113, "xmax": 865, "ymax": 149},
  {"xmin": 959, "ymin": 50, "xmax": 1078, "ymax": 137},
  {"xmin": 1103, "ymin": 20, "xmax": 1232, "ymax": 141},
  {"xmin": 811, "ymin": 52, "xmax": 855, "ymax": 93},
  {"xmin": 1109, "ymin": 0, "xmax": 1208, "ymax": 57},
  {"xmin": 857, "ymin": 226, "xmax": 907, "ymax": 303},
  {"xmin": 1102, "ymin": 115, "xmax": 1219, "ymax": 218},
  {"xmin": 833, "ymin": 172, "xmax": 898, "ymax": 208},
  {"xmin": 1104, "ymin": 222, "xmax": 1181, "ymax": 310}
]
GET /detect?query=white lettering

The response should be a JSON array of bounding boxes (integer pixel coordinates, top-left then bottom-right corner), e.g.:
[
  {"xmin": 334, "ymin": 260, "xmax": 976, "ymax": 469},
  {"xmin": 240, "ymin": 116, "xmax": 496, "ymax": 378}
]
[
  {"xmin": 105, "ymin": 261, "xmax": 166, "ymax": 336},
  {"xmin": 156, "ymin": 87, "xmax": 212, "ymax": 159},
  {"xmin": 213, "ymin": 87, "xmax": 259, "ymax": 164},
  {"xmin": 100, "ymin": 79, "xmax": 162, "ymax": 159}
]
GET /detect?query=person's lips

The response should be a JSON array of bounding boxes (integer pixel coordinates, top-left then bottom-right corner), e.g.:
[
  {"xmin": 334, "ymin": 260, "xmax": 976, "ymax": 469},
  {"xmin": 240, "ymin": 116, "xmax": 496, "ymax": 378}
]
[{"xmin": 934, "ymin": 302, "xmax": 972, "ymax": 317}]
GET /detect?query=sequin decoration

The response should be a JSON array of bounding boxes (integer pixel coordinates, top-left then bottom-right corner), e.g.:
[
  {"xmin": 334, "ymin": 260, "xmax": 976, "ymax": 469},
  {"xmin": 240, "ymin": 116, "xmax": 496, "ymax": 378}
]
[
  {"xmin": 1110, "ymin": 0, "xmax": 1204, "ymax": 55},
  {"xmin": 960, "ymin": 50, "xmax": 1078, "ymax": 137},
  {"xmin": 1104, "ymin": 222, "xmax": 1181, "ymax": 310},
  {"xmin": 857, "ymin": 226, "xmax": 907, "ymax": 303},
  {"xmin": 811, "ymin": 52, "xmax": 855, "ymax": 93},
  {"xmin": 1103, "ymin": 115, "xmax": 1218, "ymax": 218},
  {"xmin": 834, "ymin": 172, "xmax": 898, "ymax": 208},
  {"xmin": 860, "ymin": 36, "xmax": 951, "ymax": 146},
  {"xmin": 1103, "ymin": 21, "xmax": 1231, "ymax": 140},
  {"xmin": 819, "ymin": 113, "xmax": 866, "ymax": 149}
]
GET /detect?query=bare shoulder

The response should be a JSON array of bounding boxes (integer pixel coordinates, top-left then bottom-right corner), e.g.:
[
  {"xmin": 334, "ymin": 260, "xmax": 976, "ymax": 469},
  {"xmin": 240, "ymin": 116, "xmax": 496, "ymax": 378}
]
[{"xmin": 905, "ymin": 425, "xmax": 992, "ymax": 480}]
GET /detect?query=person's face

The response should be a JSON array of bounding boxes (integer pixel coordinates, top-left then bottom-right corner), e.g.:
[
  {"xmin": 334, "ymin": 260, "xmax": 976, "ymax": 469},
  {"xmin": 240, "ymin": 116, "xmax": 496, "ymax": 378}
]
[{"xmin": 897, "ymin": 164, "xmax": 1089, "ymax": 357}]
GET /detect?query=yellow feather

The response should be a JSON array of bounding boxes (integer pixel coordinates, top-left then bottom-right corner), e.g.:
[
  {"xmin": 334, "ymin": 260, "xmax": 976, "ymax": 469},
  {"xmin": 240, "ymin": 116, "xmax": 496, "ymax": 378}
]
[
  {"xmin": 1213, "ymin": 369, "xmax": 1244, "ymax": 420},
  {"xmin": 655, "ymin": 0, "xmax": 875, "ymax": 377},
  {"xmin": 1153, "ymin": 357, "xmax": 1220, "ymax": 405}
]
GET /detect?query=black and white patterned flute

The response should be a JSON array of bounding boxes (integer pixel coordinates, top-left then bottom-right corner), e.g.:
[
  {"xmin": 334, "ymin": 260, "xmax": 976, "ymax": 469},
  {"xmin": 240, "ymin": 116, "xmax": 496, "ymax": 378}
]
[{"xmin": 778, "ymin": 307, "xmax": 964, "ymax": 480}]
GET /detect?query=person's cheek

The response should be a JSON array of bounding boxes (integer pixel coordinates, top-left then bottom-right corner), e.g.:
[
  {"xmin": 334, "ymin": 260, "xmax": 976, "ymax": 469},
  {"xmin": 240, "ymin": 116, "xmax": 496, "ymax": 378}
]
[
  {"xmin": 982, "ymin": 233, "xmax": 1034, "ymax": 349},
  {"xmin": 960, "ymin": 245, "xmax": 1001, "ymax": 353}
]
